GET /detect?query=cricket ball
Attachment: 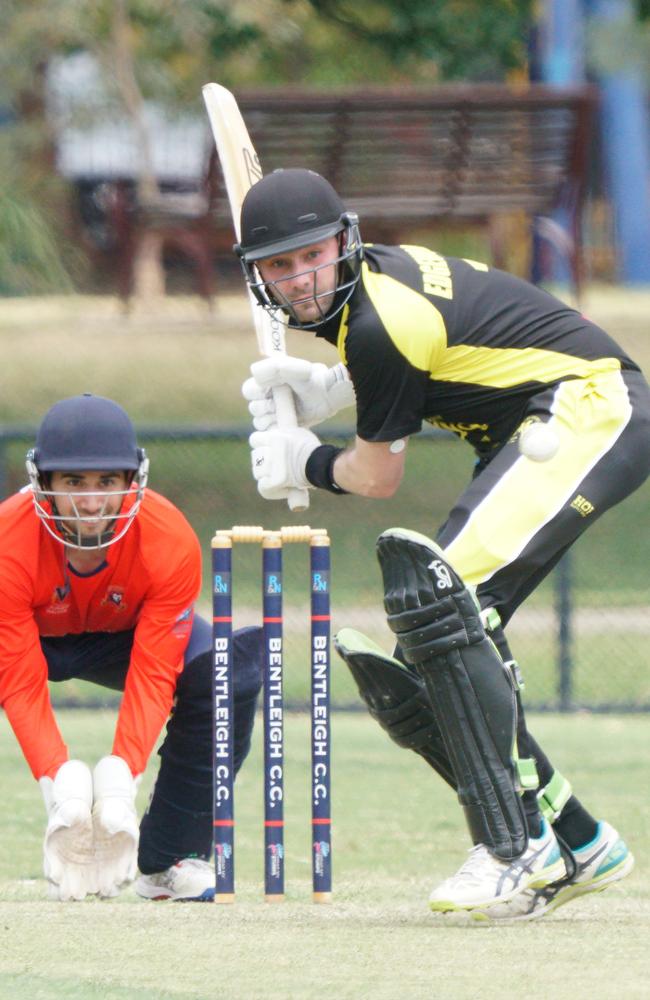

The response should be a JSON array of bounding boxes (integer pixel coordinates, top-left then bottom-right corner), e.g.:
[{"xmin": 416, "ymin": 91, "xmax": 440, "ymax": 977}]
[{"xmin": 518, "ymin": 421, "xmax": 560, "ymax": 462}]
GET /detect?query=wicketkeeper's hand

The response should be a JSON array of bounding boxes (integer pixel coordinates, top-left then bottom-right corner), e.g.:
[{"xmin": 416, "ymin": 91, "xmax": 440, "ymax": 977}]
[
  {"xmin": 91, "ymin": 755, "xmax": 139, "ymax": 898},
  {"xmin": 249, "ymin": 425, "xmax": 321, "ymax": 500},
  {"xmin": 242, "ymin": 356, "xmax": 355, "ymax": 430},
  {"xmin": 40, "ymin": 759, "xmax": 97, "ymax": 901}
]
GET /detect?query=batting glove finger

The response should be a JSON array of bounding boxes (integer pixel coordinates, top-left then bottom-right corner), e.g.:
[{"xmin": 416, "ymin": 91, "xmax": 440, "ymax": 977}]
[
  {"xmin": 241, "ymin": 375, "xmax": 271, "ymax": 402},
  {"xmin": 248, "ymin": 397, "xmax": 277, "ymax": 431}
]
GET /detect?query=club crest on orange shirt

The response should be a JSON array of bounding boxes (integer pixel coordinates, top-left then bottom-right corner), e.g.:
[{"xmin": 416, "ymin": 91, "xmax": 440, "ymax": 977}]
[
  {"xmin": 47, "ymin": 581, "xmax": 70, "ymax": 613},
  {"xmin": 101, "ymin": 585, "xmax": 128, "ymax": 612}
]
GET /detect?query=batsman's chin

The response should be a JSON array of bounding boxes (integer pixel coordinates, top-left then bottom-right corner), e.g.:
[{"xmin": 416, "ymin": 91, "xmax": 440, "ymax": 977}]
[{"xmin": 291, "ymin": 297, "xmax": 333, "ymax": 322}]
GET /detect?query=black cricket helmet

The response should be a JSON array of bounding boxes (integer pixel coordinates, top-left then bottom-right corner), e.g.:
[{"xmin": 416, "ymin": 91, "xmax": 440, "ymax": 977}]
[
  {"xmin": 236, "ymin": 168, "xmax": 363, "ymax": 329},
  {"xmin": 26, "ymin": 393, "xmax": 149, "ymax": 550}
]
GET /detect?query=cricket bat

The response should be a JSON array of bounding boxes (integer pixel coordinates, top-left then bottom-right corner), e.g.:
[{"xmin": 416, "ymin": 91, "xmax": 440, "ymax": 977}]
[{"xmin": 202, "ymin": 82, "xmax": 309, "ymax": 512}]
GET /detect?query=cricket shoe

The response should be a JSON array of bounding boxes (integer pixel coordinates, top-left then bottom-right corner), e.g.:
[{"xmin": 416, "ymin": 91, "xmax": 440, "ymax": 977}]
[
  {"xmin": 471, "ymin": 820, "xmax": 634, "ymax": 922},
  {"xmin": 429, "ymin": 819, "xmax": 565, "ymax": 913},
  {"xmin": 135, "ymin": 858, "xmax": 215, "ymax": 902}
]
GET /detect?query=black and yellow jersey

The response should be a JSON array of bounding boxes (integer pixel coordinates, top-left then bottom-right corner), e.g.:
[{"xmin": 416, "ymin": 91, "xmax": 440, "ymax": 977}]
[{"xmin": 316, "ymin": 245, "xmax": 639, "ymax": 453}]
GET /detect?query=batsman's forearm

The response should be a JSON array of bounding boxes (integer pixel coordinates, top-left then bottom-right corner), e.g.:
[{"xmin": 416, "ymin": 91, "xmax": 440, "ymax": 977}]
[{"xmin": 331, "ymin": 437, "xmax": 406, "ymax": 498}]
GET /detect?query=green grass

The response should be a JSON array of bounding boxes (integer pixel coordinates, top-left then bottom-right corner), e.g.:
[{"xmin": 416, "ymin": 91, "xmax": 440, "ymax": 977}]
[
  {"xmin": 1, "ymin": 709, "xmax": 649, "ymax": 999},
  {"xmin": 0, "ymin": 294, "xmax": 336, "ymax": 425},
  {"xmin": 0, "ymin": 285, "xmax": 649, "ymax": 423}
]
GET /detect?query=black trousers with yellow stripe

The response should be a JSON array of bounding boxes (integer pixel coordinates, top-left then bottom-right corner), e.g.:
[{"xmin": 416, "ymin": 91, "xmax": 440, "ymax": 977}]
[
  {"xmin": 438, "ymin": 370, "xmax": 650, "ymax": 622},
  {"xmin": 436, "ymin": 369, "xmax": 650, "ymax": 841}
]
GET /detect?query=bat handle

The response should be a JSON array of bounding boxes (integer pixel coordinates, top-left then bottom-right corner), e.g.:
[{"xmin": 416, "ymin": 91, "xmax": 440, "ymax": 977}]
[{"xmin": 272, "ymin": 384, "xmax": 310, "ymax": 512}]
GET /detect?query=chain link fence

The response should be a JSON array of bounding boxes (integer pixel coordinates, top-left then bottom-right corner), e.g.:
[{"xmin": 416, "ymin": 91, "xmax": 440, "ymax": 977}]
[{"xmin": 2, "ymin": 425, "xmax": 648, "ymax": 712}]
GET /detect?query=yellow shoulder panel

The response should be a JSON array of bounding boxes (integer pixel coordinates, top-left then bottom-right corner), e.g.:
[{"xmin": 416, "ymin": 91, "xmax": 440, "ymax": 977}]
[{"xmin": 362, "ymin": 264, "xmax": 447, "ymax": 371}]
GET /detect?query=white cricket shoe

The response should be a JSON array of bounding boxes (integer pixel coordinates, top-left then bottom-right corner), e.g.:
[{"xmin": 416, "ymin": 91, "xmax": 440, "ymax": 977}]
[
  {"xmin": 472, "ymin": 820, "xmax": 634, "ymax": 922},
  {"xmin": 135, "ymin": 858, "xmax": 215, "ymax": 902},
  {"xmin": 429, "ymin": 819, "xmax": 565, "ymax": 912}
]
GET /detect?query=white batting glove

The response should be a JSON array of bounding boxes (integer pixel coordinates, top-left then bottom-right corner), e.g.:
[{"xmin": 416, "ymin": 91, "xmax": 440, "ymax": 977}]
[
  {"xmin": 91, "ymin": 755, "xmax": 139, "ymax": 898},
  {"xmin": 249, "ymin": 425, "xmax": 321, "ymax": 501},
  {"xmin": 242, "ymin": 356, "xmax": 356, "ymax": 429},
  {"xmin": 40, "ymin": 760, "xmax": 97, "ymax": 901}
]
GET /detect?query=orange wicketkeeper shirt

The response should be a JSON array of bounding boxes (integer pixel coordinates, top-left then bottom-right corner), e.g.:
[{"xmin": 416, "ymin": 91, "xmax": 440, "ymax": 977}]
[{"xmin": 0, "ymin": 488, "xmax": 202, "ymax": 780}]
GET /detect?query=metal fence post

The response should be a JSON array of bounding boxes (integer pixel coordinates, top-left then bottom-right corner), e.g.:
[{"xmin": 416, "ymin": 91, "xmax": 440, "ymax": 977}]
[
  {"xmin": 555, "ymin": 552, "xmax": 573, "ymax": 710},
  {"xmin": 0, "ymin": 438, "xmax": 6, "ymax": 499}
]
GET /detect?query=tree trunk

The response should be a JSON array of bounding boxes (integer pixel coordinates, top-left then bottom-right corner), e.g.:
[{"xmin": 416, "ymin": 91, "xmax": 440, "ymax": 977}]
[
  {"xmin": 108, "ymin": 0, "xmax": 166, "ymax": 306},
  {"xmin": 131, "ymin": 230, "xmax": 166, "ymax": 301}
]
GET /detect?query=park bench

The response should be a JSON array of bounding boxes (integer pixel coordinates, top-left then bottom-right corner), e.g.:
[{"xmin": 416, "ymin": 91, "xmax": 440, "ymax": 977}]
[
  {"xmin": 73, "ymin": 83, "xmax": 597, "ymax": 298},
  {"xmin": 223, "ymin": 84, "xmax": 597, "ymax": 291}
]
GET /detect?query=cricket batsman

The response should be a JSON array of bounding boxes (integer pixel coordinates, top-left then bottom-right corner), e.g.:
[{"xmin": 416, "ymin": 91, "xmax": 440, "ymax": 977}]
[
  {"xmin": 237, "ymin": 168, "xmax": 650, "ymax": 920},
  {"xmin": 0, "ymin": 394, "xmax": 262, "ymax": 901}
]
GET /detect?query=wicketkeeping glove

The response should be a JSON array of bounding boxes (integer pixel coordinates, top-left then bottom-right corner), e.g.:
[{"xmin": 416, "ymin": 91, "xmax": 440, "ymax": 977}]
[
  {"xmin": 40, "ymin": 759, "xmax": 97, "ymax": 901},
  {"xmin": 249, "ymin": 425, "xmax": 321, "ymax": 501},
  {"xmin": 242, "ymin": 356, "xmax": 355, "ymax": 430},
  {"xmin": 91, "ymin": 755, "xmax": 139, "ymax": 898}
]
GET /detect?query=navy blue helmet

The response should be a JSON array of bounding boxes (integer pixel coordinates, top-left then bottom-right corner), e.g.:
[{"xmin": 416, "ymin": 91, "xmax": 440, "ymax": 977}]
[{"xmin": 26, "ymin": 394, "xmax": 149, "ymax": 550}]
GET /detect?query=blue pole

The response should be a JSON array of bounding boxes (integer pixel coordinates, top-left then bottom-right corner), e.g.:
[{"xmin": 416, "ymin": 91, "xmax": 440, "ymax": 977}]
[
  {"xmin": 531, "ymin": 0, "xmax": 587, "ymax": 287},
  {"xmin": 586, "ymin": 0, "xmax": 650, "ymax": 283},
  {"xmin": 538, "ymin": 0, "xmax": 587, "ymax": 83}
]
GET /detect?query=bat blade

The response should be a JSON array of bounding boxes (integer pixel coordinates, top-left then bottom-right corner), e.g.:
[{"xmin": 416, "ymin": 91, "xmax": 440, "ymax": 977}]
[{"xmin": 202, "ymin": 82, "xmax": 309, "ymax": 512}]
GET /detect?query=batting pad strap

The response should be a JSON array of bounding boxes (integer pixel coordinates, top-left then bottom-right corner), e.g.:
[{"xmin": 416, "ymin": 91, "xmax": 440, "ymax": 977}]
[
  {"xmin": 480, "ymin": 607, "xmax": 502, "ymax": 633},
  {"xmin": 537, "ymin": 770, "xmax": 572, "ymax": 823},
  {"xmin": 516, "ymin": 757, "xmax": 539, "ymax": 792},
  {"xmin": 504, "ymin": 659, "xmax": 525, "ymax": 692}
]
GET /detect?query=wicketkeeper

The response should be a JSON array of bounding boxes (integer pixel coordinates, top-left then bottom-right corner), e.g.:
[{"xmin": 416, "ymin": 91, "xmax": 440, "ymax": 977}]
[
  {"xmin": 237, "ymin": 168, "xmax": 650, "ymax": 920},
  {"xmin": 0, "ymin": 394, "xmax": 263, "ymax": 902}
]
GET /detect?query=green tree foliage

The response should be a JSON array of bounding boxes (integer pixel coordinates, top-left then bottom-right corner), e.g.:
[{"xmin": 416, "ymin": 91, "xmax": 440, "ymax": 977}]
[
  {"xmin": 195, "ymin": 0, "xmax": 534, "ymax": 86},
  {"xmin": 300, "ymin": 0, "xmax": 534, "ymax": 80},
  {"xmin": 0, "ymin": 1, "xmax": 203, "ymax": 294},
  {"xmin": 2, "ymin": 0, "xmax": 539, "ymax": 138},
  {"xmin": 587, "ymin": 0, "xmax": 650, "ymax": 78},
  {"xmin": 0, "ymin": 189, "xmax": 74, "ymax": 295}
]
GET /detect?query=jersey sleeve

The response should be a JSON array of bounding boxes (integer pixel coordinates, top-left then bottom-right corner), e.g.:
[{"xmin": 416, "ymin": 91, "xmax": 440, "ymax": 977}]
[
  {"xmin": 0, "ymin": 564, "xmax": 68, "ymax": 780},
  {"xmin": 111, "ymin": 519, "xmax": 202, "ymax": 776}
]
